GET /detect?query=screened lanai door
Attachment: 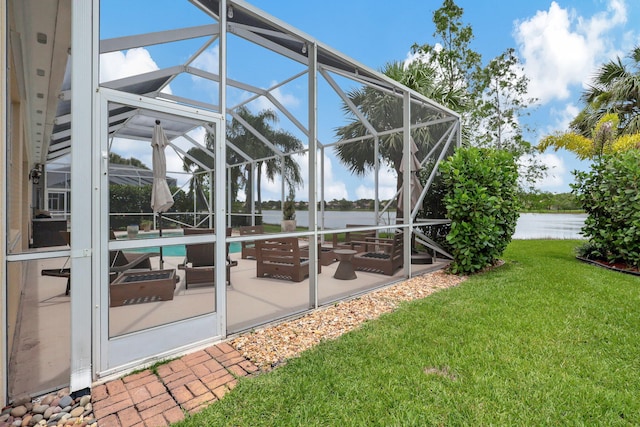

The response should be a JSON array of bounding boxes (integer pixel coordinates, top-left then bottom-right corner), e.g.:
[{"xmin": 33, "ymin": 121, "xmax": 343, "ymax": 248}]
[{"xmin": 96, "ymin": 90, "xmax": 227, "ymax": 377}]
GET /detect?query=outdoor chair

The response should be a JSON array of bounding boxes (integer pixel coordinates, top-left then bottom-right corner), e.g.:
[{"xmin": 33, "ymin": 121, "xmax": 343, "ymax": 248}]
[
  {"xmin": 239, "ymin": 225, "xmax": 264, "ymax": 259},
  {"xmin": 331, "ymin": 224, "xmax": 376, "ymax": 253},
  {"xmin": 351, "ymin": 232, "xmax": 404, "ymax": 276},
  {"xmin": 178, "ymin": 227, "xmax": 237, "ymax": 288},
  {"xmin": 255, "ymin": 237, "xmax": 320, "ymax": 282},
  {"xmin": 41, "ymin": 231, "xmax": 159, "ymax": 295}
]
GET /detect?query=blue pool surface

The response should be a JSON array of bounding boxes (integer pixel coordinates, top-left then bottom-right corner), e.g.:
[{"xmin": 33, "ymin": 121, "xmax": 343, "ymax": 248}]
[{"xmin": 123, "ymin": 232, "xmax": 241, "ymax": 257}]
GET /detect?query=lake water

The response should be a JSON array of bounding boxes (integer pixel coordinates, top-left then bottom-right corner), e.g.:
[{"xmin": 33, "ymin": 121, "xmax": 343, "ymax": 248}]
[
  {"xmin": 129, "ymin": 212, "xmax": 586, "ymax": 257},
  {"xmin": 261, "ymin": 211, "xmax": 587, "ymax": 240}
]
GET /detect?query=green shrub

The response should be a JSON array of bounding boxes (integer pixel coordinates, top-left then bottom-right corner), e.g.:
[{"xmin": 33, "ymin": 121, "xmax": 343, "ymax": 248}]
[
  {"xmin": 109, "ymin": 184, "xmax": 192, "ymax": 230},
  {"xmin": 440, "ymin": 147, "xmax": 521, "ymax": 274},
  {"xmin": 572, "ymin": 150, "xmax": 640, "ymax": 268}
]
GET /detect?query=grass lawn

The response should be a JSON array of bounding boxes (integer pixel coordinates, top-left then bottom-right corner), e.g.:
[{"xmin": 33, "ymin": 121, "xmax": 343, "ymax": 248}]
[{"xmin": 175, "ymin": 240, "xmax": 640, "ymax": 426}]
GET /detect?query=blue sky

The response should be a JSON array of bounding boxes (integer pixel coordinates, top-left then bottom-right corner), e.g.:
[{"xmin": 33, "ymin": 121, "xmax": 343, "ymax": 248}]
[
  {"xmin": 245, "ymin": 0, "xmax": 640, "ymax": 193},
  {"xmin": 100, "ymin": 0, "xmax": 640, "ymax": 198}
]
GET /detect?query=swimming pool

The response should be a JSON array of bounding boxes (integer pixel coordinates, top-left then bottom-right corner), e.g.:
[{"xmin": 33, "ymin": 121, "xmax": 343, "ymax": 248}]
[{"xmin": 124, "ymin": 232, "xmax": 241, "ymax": 257}]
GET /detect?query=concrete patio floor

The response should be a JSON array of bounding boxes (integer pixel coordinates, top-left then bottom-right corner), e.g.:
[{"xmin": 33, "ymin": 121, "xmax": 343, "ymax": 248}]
[{"xmin": 9, "ymin": 246, "xmax": 447, "ymax": 399}]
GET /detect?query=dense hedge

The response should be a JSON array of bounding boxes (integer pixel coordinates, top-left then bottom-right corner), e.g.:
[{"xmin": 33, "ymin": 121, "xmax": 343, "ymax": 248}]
[
  {"xmin": 572, "ymin": 150, "xmax": 640, "ymax": 268},
  {"xmin": 440, "ymin": 147, "xmax": 521, "ymax": 274},
  {"xmin": 109, "ymin": 184, "xmax": 194, "ymax": 230}
]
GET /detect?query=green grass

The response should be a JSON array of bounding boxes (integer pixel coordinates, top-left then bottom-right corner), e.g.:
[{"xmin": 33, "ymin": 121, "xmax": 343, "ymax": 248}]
[{"xmin": 175, "ymin": 240, "xmax": 640, "ymax": 426}]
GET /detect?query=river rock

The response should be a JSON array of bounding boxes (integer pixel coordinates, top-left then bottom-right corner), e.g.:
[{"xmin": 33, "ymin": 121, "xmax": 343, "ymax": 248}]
[
  {"xmin": 10, "ymin": 407, "xmax": 26, "ymax": 418},
  {"xmin": 69, "ymin": 408, "xmax": 83, "ymax": 418},
  {"xmin": 30, "ymin": 406, "xmax": 47, "ymax": 416},
  {"xmin": 0, "ymin": 414, "xmax": 10, "ymax": 422},
  {"xmin": 57, "ymin": 396, "xmax": 72, "ymax": 409},
  {"xmin": 20, "ymin": 415, "xmax": 31, "ymax": 427},
  {"xmin": 78, "ymin": 396, "xmax": 91, "ymax": 408},
  {"xmin": 12, "ymin": 420, "xmax": 22, "ymax": 427},
  {"xmin": 40, "ymin": 396, "xmax": 54, "ymax": 407},
  {"xmin": 83, "ymin": 403, "xmax": 91, "ymax": 413},
  {"xmin": 41, "ymin": 408, "xmax": 53, "ymax": 421}
]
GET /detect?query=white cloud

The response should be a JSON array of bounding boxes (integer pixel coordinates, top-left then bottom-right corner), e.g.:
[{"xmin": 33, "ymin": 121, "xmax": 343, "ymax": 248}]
[
  {"xmin": 191, "ymin": 46, "xmax": 220, "ymax": 74},
  {"xmin": 547, "ymin": 103, "xmax": 580, "ymax": 134},
  {"xmin": 258, "ymin": 152, "xmax": 349, "ymax": 202},
  {"xmin": 355, "ymin": 167, "xmax": 397, "ymax": 201},
  {"xmin": 515, "ymin": 0, "xmax": 628, "ymax": 104},
  {"xmin": 100, "ymin": 47, "xmax": 172, "ymax": 94}
]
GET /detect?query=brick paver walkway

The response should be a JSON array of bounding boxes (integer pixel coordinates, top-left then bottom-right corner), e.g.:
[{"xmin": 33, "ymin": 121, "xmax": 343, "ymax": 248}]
[{"xmin": 92, "ymin": 342, "xmax": 258, "ymax": 426}]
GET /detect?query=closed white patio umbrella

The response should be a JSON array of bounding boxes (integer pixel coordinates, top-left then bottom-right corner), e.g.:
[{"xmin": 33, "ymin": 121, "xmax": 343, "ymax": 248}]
[{"xmin": 151, "ymin": 120, "xmax": 175, "ymax": 268}]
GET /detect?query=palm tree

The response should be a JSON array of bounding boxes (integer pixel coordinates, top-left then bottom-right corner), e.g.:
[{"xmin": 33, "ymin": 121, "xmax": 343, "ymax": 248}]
[
  {"xmin": 334, "ymin": 60, "xmax": 463, "ymax": 221},
  {"xmin": 572, "ymin": 46, "xmax": 640, "ymax": 137},
  {"xmin": 182, "ymin": 130, "xmax": 215, "ymax": 212},
  {"xmin": 227, "ymin": 106, "xmax": 303, "ymax": 218}
]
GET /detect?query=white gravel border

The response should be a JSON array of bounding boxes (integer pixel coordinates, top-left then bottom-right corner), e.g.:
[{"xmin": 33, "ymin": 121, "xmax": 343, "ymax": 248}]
[{"xmin": 231, "ymin": 270, "xmax": 466, "ymax": 371}]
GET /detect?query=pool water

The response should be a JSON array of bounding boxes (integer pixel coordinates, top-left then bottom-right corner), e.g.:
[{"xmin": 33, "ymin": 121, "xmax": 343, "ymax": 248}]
[{"xmin": 127, "ymin": 236, "xmax": 241, "ymax": 257}]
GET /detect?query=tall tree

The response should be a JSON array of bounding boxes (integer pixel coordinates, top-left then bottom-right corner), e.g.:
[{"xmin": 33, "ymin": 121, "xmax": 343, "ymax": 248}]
[
  {"xmin": 227, "ymin": 106, "xmax": 303, "ymax": 216},
  {"xmin": 471, "ymin": 48, "xmax": 536, "ymax": 151},
  {"xmin": 412, "ymin": 0, "xmax": 481, "ymax": 101},
  {"xmin": 572, "ymin": 46, "xmax": 640, "ymax": 137},
  {"xmin": 470, "ymin": 48, "xmax": 542, "ymax": 188},
  {"xmin": 181, "ymin": 130, "xmax": 216, "ymax": 212},
  {"xmin": 334, "ymin": 61, "xmax": 459, "ymax": 221},
  {"xmin": 109, "ymin": 152, "xmax": 149, "ymax": 169},
  {"xmin": 413, "ymin": 1, "xmax": 540, "ymax": 188}
]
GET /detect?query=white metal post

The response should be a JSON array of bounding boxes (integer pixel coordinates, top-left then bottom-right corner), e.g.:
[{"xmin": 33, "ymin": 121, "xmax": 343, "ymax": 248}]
[
  {"xmin": 307, "ymin": 41, "xmax": 318, "ymax": 309},
  {"xmin": 216, "ymin": 0, "xmax": 228, "ymax": 336},
  {"xmin": 402, "ymin": 92, "xmax": 412, "ymax": 278},
  {"xmin": 70, "ymin": 0, "xmax": 97, "ymax": 392}
]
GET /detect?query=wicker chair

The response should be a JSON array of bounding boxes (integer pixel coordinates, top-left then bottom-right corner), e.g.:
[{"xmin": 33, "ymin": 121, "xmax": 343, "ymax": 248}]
[
  {"xmin": 239, "ymin": 225, "xmax": 264, "ymax": 259},
  {"xmin": 331, "ymin": 224, "xmax": 376, "ymax": 253},
  {"xmin": 255, "ymin": 237, "xmax": 320, "ymax": 282},
  {"xmin": 351, "ymin": 232, "xmax": 404, "ymax": 276},
  {"xmin": 178, "ymin": 228, "xmax": 237, "ymax": 288}
]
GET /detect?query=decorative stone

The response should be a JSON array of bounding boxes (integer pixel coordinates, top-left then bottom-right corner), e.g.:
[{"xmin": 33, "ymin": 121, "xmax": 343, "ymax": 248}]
[
  {"xmin": 40, "ymin": 396, "xmax": 54, "ymax": 406},
  {"xmin": 56, "ymin": 389, "xmax": 69, "ymax": 398},
  {"xmin": 41, "ymin": 409, "xmax": 52, "ymax": 421},
  {"xmin": 20, "ymin": 415, "xmax": 31, "ymax": 427},
  {"xmin": 10, "ymin": 407, "xmax": 27, "ymax": 418},
  {"xmin": 0, "ymin": 414, "xmax": 10, "ymax": 422},
  {"xmin": 30, "ymin": 406, "xmax": 47, "ymax": 416},
  {"xmin": 78, "ymin": 396, "xmax": 91, "ymax": 408},
  {"xmin": 69, "ymin": 408, "xmax": 83, "ymax": 419},
  {"xmin": 29, "ymin": 415, "xmax": 42, "ymax": 426},
  {"xmin": 12, "ymin": 419, "xmax": 22, "ymax": 427},
  {"xmin": 48, "ymin": 399, "xmax": 59, "ymax": 409},
  {"xmin": 57, "ymin": 396, "xmax": 72, "ymax": 410},
  {"xmin": 83, "ymin": 403, "xmax": 91, "ymax": 413}
]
